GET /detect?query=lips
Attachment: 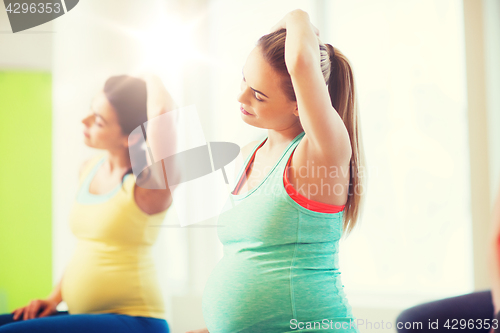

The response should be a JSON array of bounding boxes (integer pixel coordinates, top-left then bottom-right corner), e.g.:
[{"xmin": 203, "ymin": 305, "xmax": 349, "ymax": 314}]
[
  {"xmin": 240, "ymin": 106, "xmax": 253, "ymax": 115},
  {"xmin": 84, "ymin": 131, "xmax": 90, "ymax": 138}
]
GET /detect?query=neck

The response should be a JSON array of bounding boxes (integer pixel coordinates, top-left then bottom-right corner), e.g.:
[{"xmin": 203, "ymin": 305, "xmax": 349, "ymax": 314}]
[
  {"xmin": 103, "ymin": 147, "xmax": 132, "ymax": 176},
  {"xmin": 263, "ymin": 123, "xmax": 304, "ymax": 155}
]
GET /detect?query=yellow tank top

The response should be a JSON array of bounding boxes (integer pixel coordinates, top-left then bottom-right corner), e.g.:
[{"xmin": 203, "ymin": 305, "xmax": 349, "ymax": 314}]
[{"xmin": 61, "ymin": 153, "xmax": 168, "ymax": 319}]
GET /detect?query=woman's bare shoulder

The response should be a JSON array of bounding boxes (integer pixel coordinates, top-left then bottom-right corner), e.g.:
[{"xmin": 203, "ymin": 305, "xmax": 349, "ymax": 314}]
[
  {"xmin": 79, "ymin": 159, "xmax": 92, "ymax": 178},
  {"xmin": 232, "ymin": 140, "xmax": 261, "ymax": 180},
  {"xmin": 240, "ymin": 140, "xmax": 261, "ymax": 161}
]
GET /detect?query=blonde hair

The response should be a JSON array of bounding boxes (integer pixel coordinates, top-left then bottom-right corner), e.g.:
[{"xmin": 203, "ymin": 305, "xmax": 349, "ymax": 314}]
[{"xmin": 257, "ymin": 29, "xmax": 365, "ymax": 237}]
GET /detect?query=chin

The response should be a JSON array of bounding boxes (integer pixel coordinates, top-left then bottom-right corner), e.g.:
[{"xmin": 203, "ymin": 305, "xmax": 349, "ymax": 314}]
[
  {"xmin": 241, "ymin": 115, "xmax": 254, "ymax": 125},
  {"xmin": 242, "ymin": 118, "xmax": 266, "ymax": 130},
  {"xmin": 83, "ymin": 138, "xmax": 94, "ymax": 148}
]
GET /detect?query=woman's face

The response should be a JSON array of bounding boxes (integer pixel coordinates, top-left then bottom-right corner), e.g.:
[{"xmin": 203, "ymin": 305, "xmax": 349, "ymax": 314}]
[
  {"xmin": 237, "ymin": 46, "xmax": 299, "ymax": 130},
  {"xmin": 81, "ymin": 90, "xmax": 127, "ymax": 150}
]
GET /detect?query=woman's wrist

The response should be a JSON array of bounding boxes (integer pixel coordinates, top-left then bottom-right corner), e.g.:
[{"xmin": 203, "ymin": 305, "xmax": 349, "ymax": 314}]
[
  {"xmin": 287, "ymin": 9, "xmax": 308, "ymax": 22},
  {"xmin": 271, "ymin": 9, "xmax": 310, "ymax": 33}
]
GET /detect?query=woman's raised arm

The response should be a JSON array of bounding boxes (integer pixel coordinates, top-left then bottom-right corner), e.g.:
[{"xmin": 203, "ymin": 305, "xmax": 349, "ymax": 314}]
[
  {"xmin": 133, "ymin": 75, "xmax": 179, "ymax": 213},
  {"xmin": 271, "ymin": 9, "xmax": 352, "ymax": 166}
]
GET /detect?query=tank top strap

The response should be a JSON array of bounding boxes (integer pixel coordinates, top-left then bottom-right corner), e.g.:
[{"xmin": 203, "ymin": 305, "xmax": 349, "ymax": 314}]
[
  {"xmin": 78, "ymin": 153, "xmax": 107, "ymax": 186},
  {"xmin": 233, "ymin": 131, "xmax": 306, "ymax": 195},
  {"xmin": 233, "ymin": 137, "xmax": 268, "ymax": 191},
  {"xmin": 270, "ymin": 131, "xmax": 306, "ymax": 183}
]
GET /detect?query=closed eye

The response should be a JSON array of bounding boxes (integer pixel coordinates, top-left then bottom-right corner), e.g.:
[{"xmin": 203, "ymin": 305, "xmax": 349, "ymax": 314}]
[{"xmin": 242, "ymin": 75, "xmax": 264, "ymax": 102}]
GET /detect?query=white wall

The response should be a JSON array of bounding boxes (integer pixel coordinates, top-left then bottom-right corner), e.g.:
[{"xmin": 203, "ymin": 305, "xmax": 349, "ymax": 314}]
[
  {"xmin": 484, "ymin": 0, "xmax": 500, "ymax": 202},
  {"xmin": 326, "ymin": 0, "xmax": 473, "ymax": 308},
  {"xmin": 0, "ymin": 3, "xmax": 52, "ymax": 70}
]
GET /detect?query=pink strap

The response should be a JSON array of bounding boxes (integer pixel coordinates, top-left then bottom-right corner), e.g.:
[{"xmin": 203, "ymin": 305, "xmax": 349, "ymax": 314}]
[
  {"xmin": 284, "ymin": 150, "xmax": 345, "ymax": 214},
  {"xmin": 232, "ymin": 140, "xmax": 267, "ymax": 195}
]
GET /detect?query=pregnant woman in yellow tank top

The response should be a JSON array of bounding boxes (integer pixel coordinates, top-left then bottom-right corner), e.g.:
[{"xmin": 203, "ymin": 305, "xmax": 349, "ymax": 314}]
[{"xmin": 0, "ymin": 75, "xmax": 177, "ymax": 333}]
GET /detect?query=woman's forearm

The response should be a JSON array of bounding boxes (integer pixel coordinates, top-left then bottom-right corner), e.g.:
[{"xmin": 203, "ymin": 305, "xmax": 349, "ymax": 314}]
[
  {"xmin": 281, "ymin": 10, "xmax": 320, "ymax": 74},
  {"xmin": 144, "ymin": 75, "xmax": 177, "ymax": 119},
  {"xmin": 143, "ymin": 75, "xmax": 180, "ymax": 188},
  {"xmin": 46, "ymin": 277, "xmax": 63, "ymax": 305}
]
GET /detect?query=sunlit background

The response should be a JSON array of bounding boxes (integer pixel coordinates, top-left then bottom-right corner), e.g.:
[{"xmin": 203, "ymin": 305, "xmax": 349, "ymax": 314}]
[{"xmin": 1, "ymin": 0, "xmax": 500, "ymax": 332}]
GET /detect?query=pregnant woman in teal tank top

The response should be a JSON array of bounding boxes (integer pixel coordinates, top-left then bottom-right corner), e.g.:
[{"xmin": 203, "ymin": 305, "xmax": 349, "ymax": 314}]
[{"xmin": 195, "ymin": 10, "xmax": 365, "ymax": 333}]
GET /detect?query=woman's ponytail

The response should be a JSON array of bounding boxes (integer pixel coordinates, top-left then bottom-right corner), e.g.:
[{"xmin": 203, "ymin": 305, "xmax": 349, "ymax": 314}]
[{"xmin": 323, "ymin": 43, "xmax": 365, "ymax": 237}]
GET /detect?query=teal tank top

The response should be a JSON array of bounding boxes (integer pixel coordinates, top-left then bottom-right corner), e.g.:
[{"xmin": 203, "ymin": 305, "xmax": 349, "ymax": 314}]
[{"xmin": 202, "ymin": 131, "xmax": 359, "ymax": 332}]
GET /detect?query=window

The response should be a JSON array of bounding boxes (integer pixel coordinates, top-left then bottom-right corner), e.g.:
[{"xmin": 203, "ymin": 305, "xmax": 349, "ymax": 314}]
[{"xmin": 324, "ymin": 0, "xmax": 473, "ymax": 308}]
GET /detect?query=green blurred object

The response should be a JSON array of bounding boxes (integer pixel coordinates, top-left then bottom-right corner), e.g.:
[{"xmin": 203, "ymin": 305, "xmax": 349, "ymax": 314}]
[
  {"xmin": 0, "ymin": 289, "xmax": 7, "ymax": 313},
  {"xmin": 0, "ymin": 71, "xmax": 52, "ymax": 312}
]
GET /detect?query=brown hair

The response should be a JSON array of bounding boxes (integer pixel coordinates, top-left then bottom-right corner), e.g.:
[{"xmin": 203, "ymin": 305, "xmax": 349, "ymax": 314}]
[
  {"xmin": 257, "ymin": 29, "xmax": 365, "ymax": 237},
  {"xmin": 103, "ymin": 75, "xmax": 149, "ymax": 186}
]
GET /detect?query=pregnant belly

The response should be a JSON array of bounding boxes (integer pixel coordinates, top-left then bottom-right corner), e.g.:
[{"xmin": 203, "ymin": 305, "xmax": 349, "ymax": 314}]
[
  {"xmin": 202, "ymin": 254, "xmax": 293, "ymax": 332},
  {"xmin": 202, "ymin": 253, "xmax": 355, "ymax": 332},
  {"xmin": 61, "ymin": 241, "xmax": 163, "ymax": 315}
]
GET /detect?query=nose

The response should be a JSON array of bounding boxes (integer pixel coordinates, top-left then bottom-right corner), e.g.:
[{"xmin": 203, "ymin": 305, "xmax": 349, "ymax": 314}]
[
  {"xmin": 237, "ymin": 78, "xmax": 249, "ymax": 104},
  {"xmin": 81, "ymin": 113, "xmax": 93, "ymax": 126},
  {"xmin": 236, "ymin": 90, "xmax": 245, "ymax": 104},
  {"xmin": 237, "ymin": 87, "xmax": 250, "ymax": 105}
]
